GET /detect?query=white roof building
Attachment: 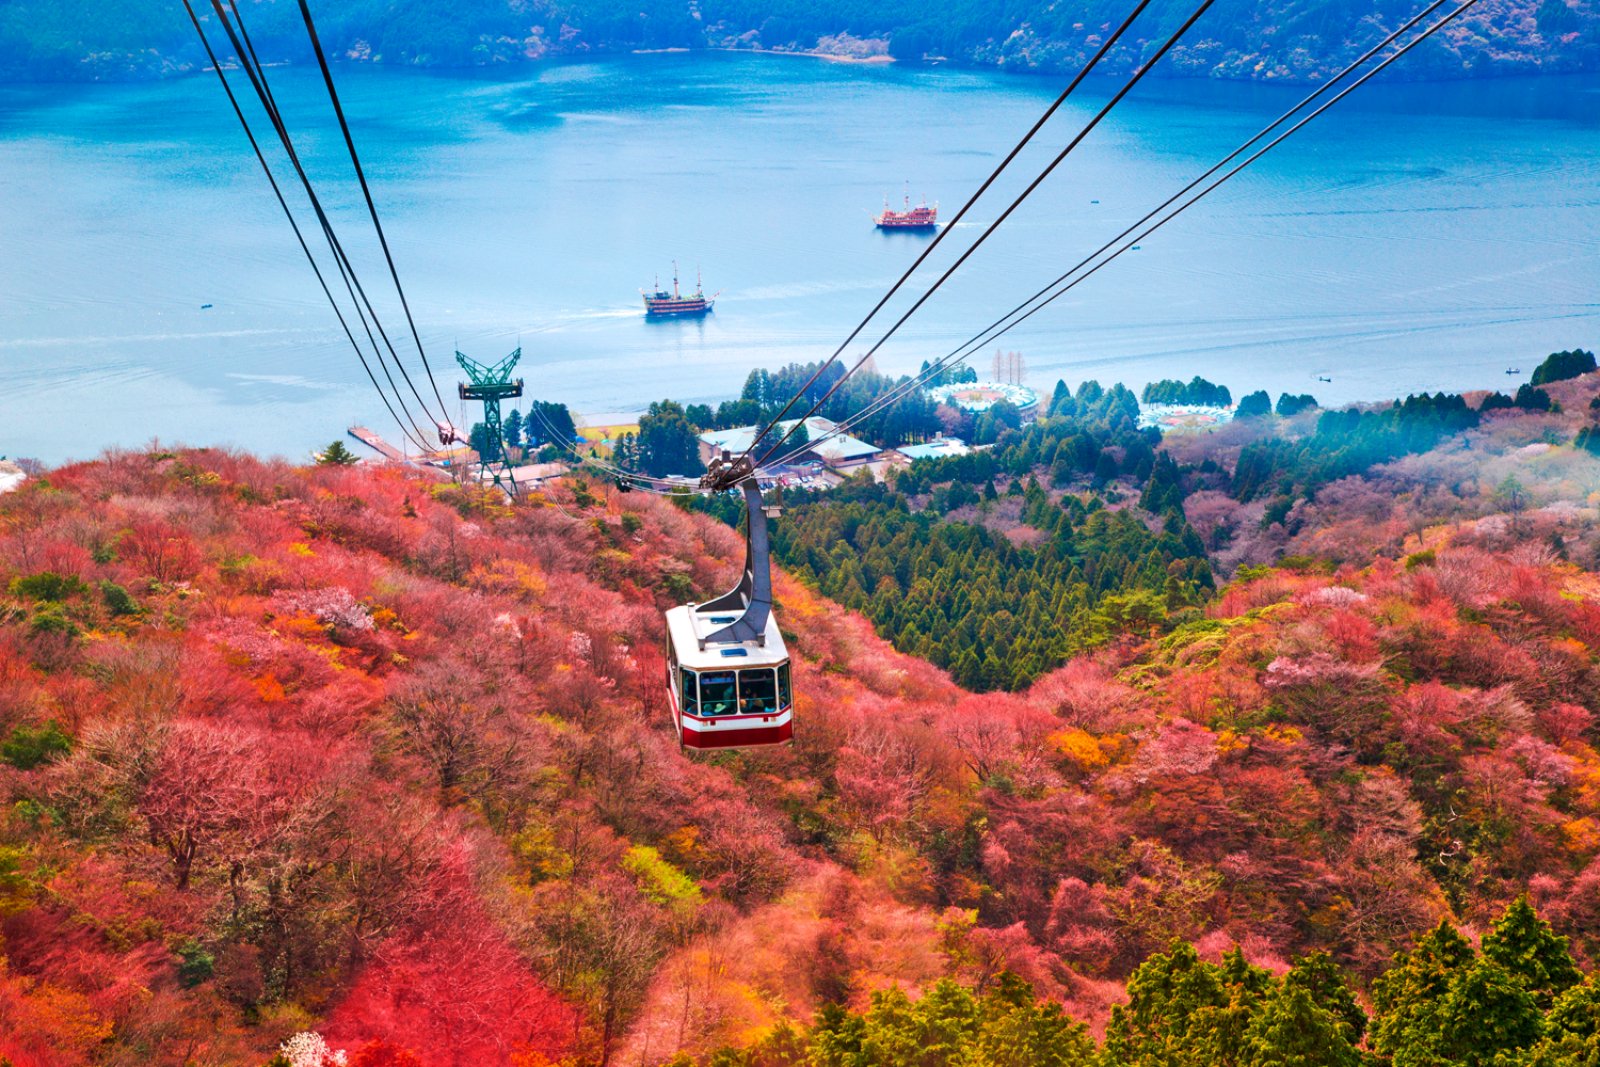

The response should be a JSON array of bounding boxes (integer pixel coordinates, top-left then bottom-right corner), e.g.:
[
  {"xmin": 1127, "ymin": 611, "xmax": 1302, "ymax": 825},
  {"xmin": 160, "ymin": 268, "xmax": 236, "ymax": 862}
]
[
  {"xmin": 895, "ymin": 436, "xmax": 970, "ymax": 462},
  {"xmin": 698, "ymin": 416, "xmax": 881, "ymax": 469},
  {"xmin": 926, "ymin": 381, "xmax": 1040, "ymax": 416}
]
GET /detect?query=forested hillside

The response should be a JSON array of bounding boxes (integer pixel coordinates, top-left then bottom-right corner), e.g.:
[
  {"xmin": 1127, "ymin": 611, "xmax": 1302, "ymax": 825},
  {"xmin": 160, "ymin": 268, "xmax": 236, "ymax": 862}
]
[
  {"xmin": 4, "ymin": 351, "xmax": 1600, "ymax": 1063},
  {"xmin": 686, "ymin": 353, "xmax": 1600, "ymax": 695},
  {"xmin": 1, "ymin": 0, "xmax": 1594, "ymax": 82},
  {"xmin": 697, "ymin": 379, "xmax": 1215, "ymax": 690}
]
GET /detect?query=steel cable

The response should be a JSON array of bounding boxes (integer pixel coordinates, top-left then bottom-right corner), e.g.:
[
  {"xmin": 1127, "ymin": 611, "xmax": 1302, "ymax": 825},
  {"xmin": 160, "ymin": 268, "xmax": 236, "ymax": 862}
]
[
  {"xmin": 743, "ymin": 0, "xmax": 1218, "ymax": 476},
  {"xmin": 214, "ymin": 0, "xmax": 446, "ymax": 444},
  {"xmin": 724, "ymin": 0, "xmax": 1160, "ymax": 474},
  {"xmin": 181, "ymin": 0, "xmax": 434, "ymax": 453},
  {"xmin": 295, "ymin": 0, "xmax": 455, "ymax": 433},
  {"xmin": 762, "ymin": 0, "xmax": 1482, "ymax": 472}
]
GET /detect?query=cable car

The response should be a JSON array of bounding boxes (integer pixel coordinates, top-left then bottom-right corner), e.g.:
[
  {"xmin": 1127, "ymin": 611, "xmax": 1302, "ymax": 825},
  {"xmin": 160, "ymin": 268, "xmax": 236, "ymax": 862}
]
[{"xmin": 666, "ymin": 479, "xmax": 793, "ymax": 750}]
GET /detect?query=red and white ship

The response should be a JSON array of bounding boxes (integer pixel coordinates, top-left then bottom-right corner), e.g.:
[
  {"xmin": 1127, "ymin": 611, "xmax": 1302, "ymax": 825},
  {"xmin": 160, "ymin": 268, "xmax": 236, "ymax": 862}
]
[
  {"xmin": 641, "ymin": 262, "xmax": 716, "ymax": 316},
  {"xmin": 875, "ymin": 190, "xmax": 938, "ymax": 230}
]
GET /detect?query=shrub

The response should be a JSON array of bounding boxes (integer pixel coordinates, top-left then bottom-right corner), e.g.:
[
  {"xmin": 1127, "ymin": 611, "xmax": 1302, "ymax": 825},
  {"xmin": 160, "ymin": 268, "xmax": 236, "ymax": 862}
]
[
  {"xmin": 622, "ymin": 844, "xmax": 703, "ymax": 911},
  {"xmin": 8, "ymin": 571, "xmax": 87, "ymax": 601},
  {"xmin": 27, "ymin": 603, "xmax": 79, "ymax": 639},
  {"xmin": 174, "ymin": 939, "xmax": 215, "ymax": 987},
  {"xmin": 1, "ymin": 720, "xmax": 73, "ymax": 769},
  {"xmin": 99, "ymin": 580, "xmax": 140, "ymax": 616}
]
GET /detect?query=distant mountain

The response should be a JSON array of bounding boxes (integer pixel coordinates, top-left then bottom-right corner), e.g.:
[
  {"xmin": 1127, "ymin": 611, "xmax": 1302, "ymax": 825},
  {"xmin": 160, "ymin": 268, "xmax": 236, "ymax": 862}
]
[{"xmin": 1, "ymin": 0, "xmax": 1595, "ymax": 82}]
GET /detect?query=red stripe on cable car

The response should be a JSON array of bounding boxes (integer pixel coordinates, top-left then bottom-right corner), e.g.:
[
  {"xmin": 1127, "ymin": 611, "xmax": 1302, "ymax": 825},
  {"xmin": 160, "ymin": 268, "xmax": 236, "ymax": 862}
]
[{"xmin": 681, "ymin": 722, "xmax": 793, "ymax": 749}]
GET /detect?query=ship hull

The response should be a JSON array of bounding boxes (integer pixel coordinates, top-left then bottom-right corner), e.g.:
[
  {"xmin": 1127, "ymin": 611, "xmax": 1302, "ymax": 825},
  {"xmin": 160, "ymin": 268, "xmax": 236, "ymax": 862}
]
[{"xmin": 643, "ymin": 297, "xmax": 713, "ymax": 317}]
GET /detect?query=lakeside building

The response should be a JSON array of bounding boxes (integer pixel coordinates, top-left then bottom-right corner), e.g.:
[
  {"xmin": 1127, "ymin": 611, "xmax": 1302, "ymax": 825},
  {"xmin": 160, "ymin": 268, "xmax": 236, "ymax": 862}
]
[
  {"xmin": 508, "ymin": 462, "xmax": 569, "ymax": 490},
  {"xmin": 893, "ymin": 435, "xmax": 971, "ymax": 463},
  {"xmin": 925, "ymin": 381, "xmax": 1040, "ymax": 420},
  {"xmin": 1137, "ymin": 403, "xmax": 1235, "ymax": 432},
  {"xmin": 698, "ymin": 416, "xmax": 882, "ymax": 471}
]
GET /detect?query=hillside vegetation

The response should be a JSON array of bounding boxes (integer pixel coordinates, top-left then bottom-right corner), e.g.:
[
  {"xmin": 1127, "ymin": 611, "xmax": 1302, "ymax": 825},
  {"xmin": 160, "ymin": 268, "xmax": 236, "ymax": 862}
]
[
  {"xmin": 4, "ymin": 353, "xmax": 1600, "ymax": 1063},
  {"xmin": 1, "ymin": 0, "xmax": 1594, "ymax": 82}
]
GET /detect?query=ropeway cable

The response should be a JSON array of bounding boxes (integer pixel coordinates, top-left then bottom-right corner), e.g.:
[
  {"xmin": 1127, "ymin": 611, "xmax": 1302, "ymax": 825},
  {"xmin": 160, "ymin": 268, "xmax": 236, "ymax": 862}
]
[
  {"xmin": 725, "ymin": 0, "xmax": 1160, "ymax": 473},
  {"xmin": 204, "ymin": 0, "xmax": 441, "ymax": 449},
  {"xmin": 295, "ymin": 0, "xmax": 455, "ymax": 433},
  {"xmin": 213, "ymin": 0, "xmax": 447, "ymax": 446},
  {"xmin": 521, "ymin": 402, "xmax": 691, "ymax": 493},
  {"xmin": 764, "ymin": 0, "xmax": 1485, "ymax": 472},
  {"xmin": 214, "ymin": 0, "xmax": 438, "ymax": 447},
  {"xmin": 893, "ymin": 0, "xmax": 1463, "ymax": 408},
  {"xmin": 181, "ymin": 0, "xmax": 434, "ymax": 453},
  {"xmin": 741, "ymin": 0, "xmax": 1219, "ymax": 476},
  {"xmin": 921, "ymin": 0, "xmax": 1489, "ymax": 402}
]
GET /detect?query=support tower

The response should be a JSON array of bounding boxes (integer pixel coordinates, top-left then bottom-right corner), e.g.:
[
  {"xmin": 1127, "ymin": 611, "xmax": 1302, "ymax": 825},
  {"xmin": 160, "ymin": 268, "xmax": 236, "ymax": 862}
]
[{"xmin": 456, "ymin": 348, "xmax": 524, "ymax": 496}]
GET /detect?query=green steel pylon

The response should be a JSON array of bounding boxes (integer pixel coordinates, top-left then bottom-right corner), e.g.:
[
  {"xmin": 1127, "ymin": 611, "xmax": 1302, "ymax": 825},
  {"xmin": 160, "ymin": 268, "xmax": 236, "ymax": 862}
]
[{"xmin": 456, "ymin": 347, "xmax": 524, "ymax": 496}]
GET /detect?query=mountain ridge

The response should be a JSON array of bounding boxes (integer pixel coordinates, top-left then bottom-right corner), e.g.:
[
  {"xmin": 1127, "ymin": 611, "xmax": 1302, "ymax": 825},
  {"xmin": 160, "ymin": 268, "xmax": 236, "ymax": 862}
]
[{"xmin": 1, "ymin": 0, "xmax": 1595, "ymax": 83}]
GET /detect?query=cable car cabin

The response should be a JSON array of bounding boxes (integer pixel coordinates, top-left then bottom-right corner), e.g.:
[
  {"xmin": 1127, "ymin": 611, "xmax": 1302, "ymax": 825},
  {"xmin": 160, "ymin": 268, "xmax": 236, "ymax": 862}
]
[
  {"xmin": 664, "ymin": 475, "xmax": 791, "ymax": 751},
  {"xmin": 666, "ymin": 605, "xmax": 792, "ymax": 750}
]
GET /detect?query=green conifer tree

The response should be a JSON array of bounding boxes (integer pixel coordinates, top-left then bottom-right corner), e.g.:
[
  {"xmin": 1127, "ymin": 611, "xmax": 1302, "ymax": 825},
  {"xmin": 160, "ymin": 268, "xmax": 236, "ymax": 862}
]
[
  {"xmin": 811, "ymin": 1001, "xmax": 868, "ymax": 1067},
  {"xmin": 1519, "ymin": 972, "xmax": 1600, "ymax": 1067},
  {"xmin": 1191, "ymin": 948, "xmax": 1276, "ymax": 1067},
  {"xmin": 976, "ymin": 978, "xmax": 1094, "ymax": 1067},
  {"xmin": 1283, "ymin": 952, "xmax": 1366, "ymax": 1045},
  {"xmin": 1370, "ymin": 920, "xmax": 1475, "ymax": 1066},
  {"xmin": 1102, "ymin": 942, "xmax": 1231, "ymax": 1067},
  {"xmin": 1436, "ymin": 958, "xmax": 1543, "ymax": 1067},
  {"xmin": 318, "ymin": 439, "xmax": 359, "ymax": 465},
  {"xmin": 1481, "ymin": 895, "xmax": 1582, "ymax": 1010},
  {"xmin": 857, "ymin": 986, "xmax": 926, "ymax": 1065},
  {"xmin": 1545, "ymin": 974, "xmax": 1600, "ymax": 1042},
  {"xmin": 1241, "ymin": 985, "xmax": 1362, "ymax": 1067}
]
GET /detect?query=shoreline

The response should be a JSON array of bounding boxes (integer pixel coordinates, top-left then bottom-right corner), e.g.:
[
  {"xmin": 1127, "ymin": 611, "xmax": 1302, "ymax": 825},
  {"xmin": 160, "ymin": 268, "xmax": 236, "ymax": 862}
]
[
  {"xmin": 651, "ymin": 46, "xmax": 894, "ymax": 66},
  {"xmin": 12, "ymin": 52, "xmax": 1597, "ymax": 90}
]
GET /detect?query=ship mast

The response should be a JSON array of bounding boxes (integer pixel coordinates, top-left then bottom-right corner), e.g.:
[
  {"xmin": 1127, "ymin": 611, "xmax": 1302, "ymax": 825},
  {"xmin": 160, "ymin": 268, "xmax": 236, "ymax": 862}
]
[{"xmin": 672, "ymin": 259, "xmax": 681, "ymax": 300}]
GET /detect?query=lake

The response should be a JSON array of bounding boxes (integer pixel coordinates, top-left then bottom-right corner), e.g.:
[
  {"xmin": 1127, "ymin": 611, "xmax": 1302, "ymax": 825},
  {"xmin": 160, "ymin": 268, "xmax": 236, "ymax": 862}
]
[{"xmin": 2, "ymin": 53, "xmax": 1597, "ymax": 463}]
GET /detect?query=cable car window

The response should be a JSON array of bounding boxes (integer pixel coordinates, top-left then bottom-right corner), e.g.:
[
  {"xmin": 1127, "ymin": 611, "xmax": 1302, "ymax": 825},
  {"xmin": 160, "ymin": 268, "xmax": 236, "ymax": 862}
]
[
  {"xmin": 698, "ymin": 671, "xmax": 738, "ymax": 716},
  {"xmin": 737, "ymin": 668, "xmax": 777, "ymax": 714},
  {"xmin": 777, "ymin": 662, "xmax": 792, "ymax": 708},
  {"xmin": 680, "ymin": 669, "xmax": 698, "ymax": 715}
]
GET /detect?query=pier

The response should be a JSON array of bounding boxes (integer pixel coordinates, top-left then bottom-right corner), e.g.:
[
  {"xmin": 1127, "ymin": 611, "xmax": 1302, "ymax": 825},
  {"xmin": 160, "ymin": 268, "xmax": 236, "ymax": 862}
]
[{"xmin": 348, "ymin": 425, "xmax": 409, "ymax": 462}]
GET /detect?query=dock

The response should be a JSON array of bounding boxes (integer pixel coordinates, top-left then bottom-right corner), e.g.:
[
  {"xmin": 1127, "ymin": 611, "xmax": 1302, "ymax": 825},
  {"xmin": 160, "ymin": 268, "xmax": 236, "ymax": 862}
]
[
  {"xmin": 348, "ymin": 426, "xmax": 476, "ymax": 469},
  {"xmin": 348, "ymin": 425, "xmax": 408, "ymax": 462}
]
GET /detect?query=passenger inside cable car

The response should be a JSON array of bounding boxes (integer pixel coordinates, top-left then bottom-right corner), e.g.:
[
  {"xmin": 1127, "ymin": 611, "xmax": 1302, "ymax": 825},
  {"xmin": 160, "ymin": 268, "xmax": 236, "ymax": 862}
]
[
  {"xmin": 699, "ymin": 670, "xmax": 737, "ymax": 716},
  {"xmin": 675, "ymin": 664, "xmax": 791, "ymax": 718}
]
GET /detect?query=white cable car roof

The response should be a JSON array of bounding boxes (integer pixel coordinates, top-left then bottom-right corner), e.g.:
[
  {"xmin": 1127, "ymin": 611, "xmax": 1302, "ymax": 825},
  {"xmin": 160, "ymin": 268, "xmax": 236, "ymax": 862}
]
[{"xmin": 666, "ymin": 604, "xmax": 788, "ymax": 670}]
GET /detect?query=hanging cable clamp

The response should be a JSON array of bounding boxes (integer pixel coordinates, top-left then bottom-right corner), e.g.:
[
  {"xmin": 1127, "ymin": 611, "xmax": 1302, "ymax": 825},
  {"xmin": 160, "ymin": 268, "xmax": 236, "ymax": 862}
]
[{"xmin": 700, "ymin": 449, "xmax": 755, "ymax": 492}]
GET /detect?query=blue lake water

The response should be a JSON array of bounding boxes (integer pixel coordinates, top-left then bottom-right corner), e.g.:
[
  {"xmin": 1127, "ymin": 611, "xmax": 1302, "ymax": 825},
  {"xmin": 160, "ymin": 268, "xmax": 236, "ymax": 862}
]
[{"xmin": 2, "ymin": 54, "xmax": 1598, "ymax": 463}]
